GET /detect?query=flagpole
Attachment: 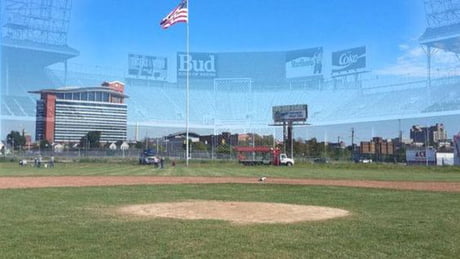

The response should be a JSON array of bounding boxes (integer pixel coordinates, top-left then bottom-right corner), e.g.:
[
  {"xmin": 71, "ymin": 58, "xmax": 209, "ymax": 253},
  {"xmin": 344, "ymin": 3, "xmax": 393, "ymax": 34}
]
[{"xmin": 185, "ymin": 0, "xmax": 190, "ymax": 167}]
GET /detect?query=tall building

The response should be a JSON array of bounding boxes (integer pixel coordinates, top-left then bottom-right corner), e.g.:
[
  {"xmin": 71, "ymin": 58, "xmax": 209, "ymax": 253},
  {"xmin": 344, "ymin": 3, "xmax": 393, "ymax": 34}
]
[
  {"xmin": 30, "ymin": 81, "xmax": 128, "ymax": 143},
  {"xmin": 360, "ymin": 137, "xmax": 394, "ymax": 156},
  {"xmin": 410, "ymin": 124, "xmax": 447, "ymax": 147}
]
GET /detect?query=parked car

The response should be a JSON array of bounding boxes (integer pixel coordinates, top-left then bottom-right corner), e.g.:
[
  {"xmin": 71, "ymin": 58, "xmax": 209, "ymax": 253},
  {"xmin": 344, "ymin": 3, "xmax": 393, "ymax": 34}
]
[
  {"xmin": 139, "ymin": 149, "xmax": 157, "ymax": 165},
  {"xmin": 359, "ymin": 159, "xmax": 373, "ymax": 164}
]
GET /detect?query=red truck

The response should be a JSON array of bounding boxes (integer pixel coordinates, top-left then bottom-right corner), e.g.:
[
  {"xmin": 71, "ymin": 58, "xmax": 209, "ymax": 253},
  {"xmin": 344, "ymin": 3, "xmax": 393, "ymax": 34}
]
[{"xmin": 233, "ymin": 146, "xmax": 294, "ymax": 166}]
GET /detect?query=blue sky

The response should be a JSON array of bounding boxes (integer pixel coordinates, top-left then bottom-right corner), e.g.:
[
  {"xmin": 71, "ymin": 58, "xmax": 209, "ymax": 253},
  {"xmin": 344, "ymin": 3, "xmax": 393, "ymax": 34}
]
[{"xmin": 67, "ymin": 0, "xmax": 431, "ymax": 76}]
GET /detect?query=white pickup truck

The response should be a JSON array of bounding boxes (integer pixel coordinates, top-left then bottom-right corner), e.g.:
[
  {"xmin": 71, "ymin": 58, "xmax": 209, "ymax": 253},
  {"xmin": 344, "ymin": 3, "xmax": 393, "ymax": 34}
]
[{"xmin": 279, "ymin": 153, "xmax": 295, "ymax": 166}]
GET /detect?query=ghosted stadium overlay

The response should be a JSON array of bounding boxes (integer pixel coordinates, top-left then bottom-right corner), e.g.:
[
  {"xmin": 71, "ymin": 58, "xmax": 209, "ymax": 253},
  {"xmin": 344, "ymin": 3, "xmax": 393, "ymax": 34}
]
[{"xmin": 1, "ymin": 0, "xmax": 460, "ymax": 142}]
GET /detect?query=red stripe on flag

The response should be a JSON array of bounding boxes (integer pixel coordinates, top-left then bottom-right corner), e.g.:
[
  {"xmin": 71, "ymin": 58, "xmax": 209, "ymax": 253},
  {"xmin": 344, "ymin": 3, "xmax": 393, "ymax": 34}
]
[{"xmin": 160, "ymin": 0, "xmax": 188, "ymax": 29}]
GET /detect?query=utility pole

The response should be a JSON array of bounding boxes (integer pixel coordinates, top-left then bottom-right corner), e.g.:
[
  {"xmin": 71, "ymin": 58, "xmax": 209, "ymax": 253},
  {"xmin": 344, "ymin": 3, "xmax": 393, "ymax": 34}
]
[
  {"xmin": 351, "ymin": 128, "xmax": 355, "ymax": 150},
  {"xmin": 351, "ymin": 127, "xmax": 355, "ymax": 161}
]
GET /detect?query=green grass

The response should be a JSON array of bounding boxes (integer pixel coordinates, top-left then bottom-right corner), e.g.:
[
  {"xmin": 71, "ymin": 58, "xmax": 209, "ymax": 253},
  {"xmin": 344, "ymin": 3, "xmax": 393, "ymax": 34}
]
[
  {"xmin": 2, "ymin": 161, "xmax": 460, "ymax": 182},
  {"xmin": 0, "ymin": 184, "xmax": 459, "ymax": 258}
]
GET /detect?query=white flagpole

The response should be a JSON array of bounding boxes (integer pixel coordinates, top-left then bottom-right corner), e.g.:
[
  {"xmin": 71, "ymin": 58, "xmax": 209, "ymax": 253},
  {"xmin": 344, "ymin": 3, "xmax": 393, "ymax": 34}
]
[{"xmin": 185, "ymin": 0, "xmax": 190, "ymax": 167}]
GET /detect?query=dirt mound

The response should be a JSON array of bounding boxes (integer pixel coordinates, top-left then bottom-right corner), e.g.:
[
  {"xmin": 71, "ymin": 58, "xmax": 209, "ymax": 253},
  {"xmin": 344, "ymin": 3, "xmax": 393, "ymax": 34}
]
[{"xmin": 118, "ymin": 200, "xmax": 350, "ymax": 224}]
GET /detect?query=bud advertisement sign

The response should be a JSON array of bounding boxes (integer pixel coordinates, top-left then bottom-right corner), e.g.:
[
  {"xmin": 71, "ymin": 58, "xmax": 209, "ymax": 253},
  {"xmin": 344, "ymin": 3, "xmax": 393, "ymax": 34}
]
[
  {"xmin": 332, "ymin": 46, "xmax": 366, "ymax": 75},
  {"xmin": 128, "ymin": 54, "xmax": 167, "ymax": 80},
  {"xmin": 272, "ymin": 104, "xmax": 308, "ymax": 123},
  {"xmin": 285, "ymin": 48, "xmax": 323, "ymax": 78},
  {"xmin": 406, "ymin": 148, "xmax": 436, "ymax": 165},
  {"xmin": 177, "ymin": 52, "xmax": 217, "ymax": 78}
]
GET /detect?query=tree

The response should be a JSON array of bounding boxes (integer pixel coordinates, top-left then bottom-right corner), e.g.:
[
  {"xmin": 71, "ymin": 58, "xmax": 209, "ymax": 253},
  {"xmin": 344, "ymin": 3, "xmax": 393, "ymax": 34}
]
[
  {"xmin": 6, "ymin": 131, "xmax": 26, "ymax": 150},
  {"xmin": 80, "ymin": 131, "xmax": 101, "ymax": 149},
  {"xmin": 192, "ymin": 141, "xmax": 208, "ymax": 151},
  {"xmin": 135, "ymin": 141, "xmax": 145, "ymax": 149},
  {"xmin": 216, "ymin": 143, "xmax": 232, "ymax": 154},
  {"xmin": 39, "ymin": 140, "xmax": 51, "ymax": 150}
]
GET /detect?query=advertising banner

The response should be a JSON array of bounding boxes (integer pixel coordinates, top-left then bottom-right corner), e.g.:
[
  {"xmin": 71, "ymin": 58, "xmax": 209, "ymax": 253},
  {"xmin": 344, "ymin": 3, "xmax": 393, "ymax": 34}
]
[
  {"xmin": 406, "ymin": 148, "xmax": 436, "ymax": 165},
  {"xmin": 272, "ymin": 104, "xmax": 308, "ymax": 123},
  {"xmin": 332, "ymin": 46, "xmax": 366, "ymax": 75},
  {"xmin": 177, "ymin": 52, "xmax": 217, "ymax": 78},
  {"xmin": 285, "ymin": 48, "xmax": 323, "ymax": 78},
  {"xmin": 128, "ymin": 54, "xmax": 167, "ymax": 80}
]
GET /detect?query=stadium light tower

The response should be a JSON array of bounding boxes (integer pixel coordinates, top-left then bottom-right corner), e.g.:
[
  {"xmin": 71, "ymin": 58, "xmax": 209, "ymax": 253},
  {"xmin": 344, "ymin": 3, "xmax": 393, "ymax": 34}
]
[
  {"xmin": 424, "ymin": 0, "xmax": 460, "ymax": 28},
  {"xmin": 2, "ymin": 0, "xmax": 72, "ymax": 46},
  {"xmin": 420, "ymin": 0, "xmax": 460, "ymax": 104}
]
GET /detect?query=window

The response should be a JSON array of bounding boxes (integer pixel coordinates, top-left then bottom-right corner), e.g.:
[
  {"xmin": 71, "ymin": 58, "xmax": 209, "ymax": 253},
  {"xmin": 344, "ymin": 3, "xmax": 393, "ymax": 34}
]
[
  {"xmin": 73, "ymin": 92, "xmax": 81, "ymax": 100},
  {"xmin": 96, "ymin": 91, "xmax": 102, "ymax": 102}
]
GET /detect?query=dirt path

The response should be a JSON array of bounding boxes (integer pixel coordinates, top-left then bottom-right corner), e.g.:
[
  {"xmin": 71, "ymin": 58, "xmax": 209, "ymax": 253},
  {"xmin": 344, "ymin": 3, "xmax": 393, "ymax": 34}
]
[{"xmin": 1, "ymin": 176, "xmax": 460, "ymax": 192}]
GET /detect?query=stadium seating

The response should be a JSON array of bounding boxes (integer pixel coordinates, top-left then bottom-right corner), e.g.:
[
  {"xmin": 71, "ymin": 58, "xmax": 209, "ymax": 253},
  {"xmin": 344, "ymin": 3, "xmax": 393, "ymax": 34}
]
[{"xmin": 4, "ymin": 68, "xmax": 460, "ymax": 131}]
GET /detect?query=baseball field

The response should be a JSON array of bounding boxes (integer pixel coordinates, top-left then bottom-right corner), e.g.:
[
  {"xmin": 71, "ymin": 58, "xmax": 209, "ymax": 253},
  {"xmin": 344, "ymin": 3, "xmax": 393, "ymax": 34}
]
[{"xmin": 1, "ymin": 161, "xmax": 460, "ymax": 258}]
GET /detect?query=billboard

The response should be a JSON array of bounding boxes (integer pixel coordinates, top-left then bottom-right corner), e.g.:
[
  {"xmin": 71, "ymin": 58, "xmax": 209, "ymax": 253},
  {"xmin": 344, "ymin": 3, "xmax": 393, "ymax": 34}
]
[
  {"xmin": 177, "ymin": 52, "xmax": 217, "ymax": 78},
  {"xmin": 406, "ymin": 148, "xmax": 436, "ymax": 165},
  {"xmin": 285, "ymin": 48, "xmax": 323, "ymax": 79},
  {"xmin": 272, "ymin": 104, "xmax": 308, "ymax": 123},
  {"xmin": 128, "ymin": 54, "xmax": 167, "ymax": 80},
  {"xmin": 332, "ymin": 46, "xmax": 366, "ymax": 75},
  {"xmin": 216, "ymin": 52, "xmax": 286, "ymax": 83}
]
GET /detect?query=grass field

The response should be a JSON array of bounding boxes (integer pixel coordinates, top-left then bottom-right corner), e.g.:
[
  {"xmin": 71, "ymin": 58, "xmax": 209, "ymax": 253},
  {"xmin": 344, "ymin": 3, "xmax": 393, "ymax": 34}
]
[
  {"xmin": 1, "ymin": 184, "xmax": 459, "ymax": 258},
  {"xmin": 2, "ymin": 160, "xmax": 460, "ymax": 182},
  {"xmin": 1, "ymin": 161, "xmax": 460, "ymax": 258}
]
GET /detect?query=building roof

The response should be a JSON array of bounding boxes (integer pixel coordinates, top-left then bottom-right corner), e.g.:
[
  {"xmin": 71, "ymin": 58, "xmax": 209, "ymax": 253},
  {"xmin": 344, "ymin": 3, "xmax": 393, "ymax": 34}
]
[
  {"xmin": 28, "ymin": 86, "xmax": 128, "ymax": 98},
  {"xmin": 420, "ymin": 23, "xmax": 460, "ymax": 53}
]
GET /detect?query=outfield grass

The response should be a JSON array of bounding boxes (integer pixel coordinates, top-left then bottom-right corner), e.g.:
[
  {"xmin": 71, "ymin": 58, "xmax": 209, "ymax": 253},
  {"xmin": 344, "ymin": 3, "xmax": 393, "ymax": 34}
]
[
  {"xmin": 1, "ymin": 160, "xmax": 460, "ymax": 181},
  {"xmin": 0, "ymin": 184, "xmax": 459, "ymax": 258}
]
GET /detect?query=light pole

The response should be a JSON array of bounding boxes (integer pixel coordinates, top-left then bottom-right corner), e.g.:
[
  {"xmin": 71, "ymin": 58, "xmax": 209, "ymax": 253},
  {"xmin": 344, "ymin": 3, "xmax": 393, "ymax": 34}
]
[
  {"xmin": 38, "ymin": 134, "xmax": 42, "ymax": 155},
  {"xmin": 8, "ymin": 137, "xmax": 14, "ymax": 157}
]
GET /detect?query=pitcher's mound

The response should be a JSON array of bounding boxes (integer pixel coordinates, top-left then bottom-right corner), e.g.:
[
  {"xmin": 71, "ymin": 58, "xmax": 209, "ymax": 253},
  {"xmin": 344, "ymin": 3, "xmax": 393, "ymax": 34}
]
[{"xmin": 118, "ymin": 200, "xmax": 349, "ymax": 224}]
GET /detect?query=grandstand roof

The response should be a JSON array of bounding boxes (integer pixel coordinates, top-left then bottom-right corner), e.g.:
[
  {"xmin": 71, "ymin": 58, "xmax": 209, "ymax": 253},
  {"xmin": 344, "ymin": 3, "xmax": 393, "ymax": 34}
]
[
  {"xmin": 420, "ymin": 23, "xmax": 460, "ymax": 53},
  {"xmin": 2, "ymin": 38, "xmax": 79, "ymax": 67}
]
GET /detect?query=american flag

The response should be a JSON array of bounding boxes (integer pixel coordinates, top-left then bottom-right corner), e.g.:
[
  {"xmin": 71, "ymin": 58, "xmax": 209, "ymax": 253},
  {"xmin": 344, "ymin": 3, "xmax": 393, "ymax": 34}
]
[{"xmin": 160, "ymin": 0, "xmax": 188, "ymax": 29}]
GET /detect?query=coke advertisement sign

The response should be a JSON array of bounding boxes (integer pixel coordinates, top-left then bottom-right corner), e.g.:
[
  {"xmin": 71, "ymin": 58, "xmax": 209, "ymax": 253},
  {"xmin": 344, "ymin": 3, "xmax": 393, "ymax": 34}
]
[{"xmin": 332, "ymin": 46, "xmax": 366, "ymax": 75}]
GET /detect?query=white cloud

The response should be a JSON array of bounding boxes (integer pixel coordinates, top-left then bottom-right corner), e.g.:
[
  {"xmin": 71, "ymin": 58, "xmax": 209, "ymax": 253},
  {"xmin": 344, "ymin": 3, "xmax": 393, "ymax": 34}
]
[
  {"xmin": 376, "ymin": 45, "xmax": 460, "ymax": 77},
  {"xmin": 398, "ymin": 44, "xmax": 410, "ymax": 51}
]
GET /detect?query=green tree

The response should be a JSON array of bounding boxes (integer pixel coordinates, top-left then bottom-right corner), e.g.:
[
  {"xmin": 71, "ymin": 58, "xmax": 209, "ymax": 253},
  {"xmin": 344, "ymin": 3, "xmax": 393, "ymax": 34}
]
[
  {"xmin": 39, "ymin": 140, "xmax": 51, "ymax": 150},
  {"xmin": 216, "ymin": 143, "xmax": 232, "ymax": 154},
  {"xmin": 192, "ymin": 141, "xmax": 208, "ymax": 151},
  {"xmin": 6, "ymin": 131, "xmax": 26, "ymax": 150},
  {"xmin": 80, "ymin": 131, "xmax": 101, "ymax": 149},
  {"xmin": 135, "ymin": 141, "xmax": 145, "ymax": 149},
  {"xmin": 305, "ymin": 138, "xmax": 321, "ymax": 157}
]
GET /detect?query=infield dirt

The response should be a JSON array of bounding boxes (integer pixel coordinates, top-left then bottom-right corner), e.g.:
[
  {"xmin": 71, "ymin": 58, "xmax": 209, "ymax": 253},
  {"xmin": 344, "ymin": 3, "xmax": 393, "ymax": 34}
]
[
  {"xmin": 118, "ymin": 200, "xmax": 350, "ymax": 224},
  {"xmin": 1, "ymin": 176, "xmax": 460, "ymax": 192}
]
